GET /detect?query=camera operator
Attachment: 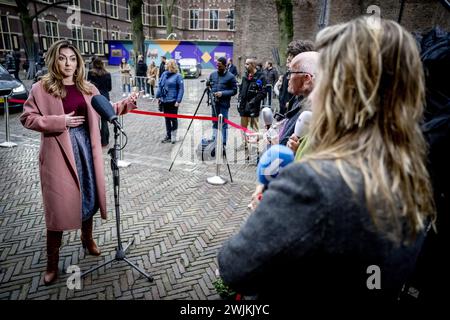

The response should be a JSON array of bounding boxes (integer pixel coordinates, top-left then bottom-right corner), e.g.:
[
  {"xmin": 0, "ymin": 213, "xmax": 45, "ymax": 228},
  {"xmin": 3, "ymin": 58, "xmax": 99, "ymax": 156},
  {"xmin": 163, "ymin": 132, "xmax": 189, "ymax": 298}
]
[
  {"xmin": 238, "ymin": 58, "xmax": 267, "ymax": 148},
  {"xmin": 208, "ymin": 56, "xmax": 237, "ymax": 146}
]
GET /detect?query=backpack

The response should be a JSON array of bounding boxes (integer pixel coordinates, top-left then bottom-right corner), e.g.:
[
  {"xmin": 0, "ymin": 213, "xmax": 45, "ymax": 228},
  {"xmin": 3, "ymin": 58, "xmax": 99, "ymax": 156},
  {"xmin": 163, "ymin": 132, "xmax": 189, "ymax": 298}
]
[{"xmin": 196, "ymin": 138, "xmax": 216, "ymax": 162}]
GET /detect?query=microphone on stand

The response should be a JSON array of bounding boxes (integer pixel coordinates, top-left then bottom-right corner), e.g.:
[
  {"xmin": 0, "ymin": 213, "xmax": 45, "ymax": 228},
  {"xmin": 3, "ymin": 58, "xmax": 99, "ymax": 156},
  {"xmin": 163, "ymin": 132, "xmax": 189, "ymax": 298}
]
[
  {"xmin": 91, "ymin": 95, "xmax": 125, "ymax": 134},
  {"xmin": 293, "ymin": 110, "xmax": 312, "ymax": 139}
]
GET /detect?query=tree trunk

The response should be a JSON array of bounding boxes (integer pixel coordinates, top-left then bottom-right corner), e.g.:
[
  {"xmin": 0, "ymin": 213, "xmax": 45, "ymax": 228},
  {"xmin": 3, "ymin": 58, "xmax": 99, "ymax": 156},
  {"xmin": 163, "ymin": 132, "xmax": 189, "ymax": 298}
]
[
  {"xmin": 16, "ymin": 0, "xmax": 37, "ymax": 80},
  {"xmin": 162, "ymin": 0, "xmax": 177, "ymax": 37},
  {"xmin": 130, "ymin": 0, "xmax": 144, "ymax": 64},
  {"xmin": 16, "ymin": 0, "xmax": 71, "ymax": 79},
  {"xmin": 275, "ymin": 0, "xmax": 294, "ymax": 69}
]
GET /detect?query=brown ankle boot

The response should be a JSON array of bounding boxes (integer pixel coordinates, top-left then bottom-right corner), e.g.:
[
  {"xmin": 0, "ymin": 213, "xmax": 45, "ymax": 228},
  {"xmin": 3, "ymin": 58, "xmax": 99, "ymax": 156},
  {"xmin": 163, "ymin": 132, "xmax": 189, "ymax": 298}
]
[
  {"xmin": 81, "ymin": 217, "xmax": 101, "ymax": 256},
  {"xmin": 44, "ymin": 230, "xmax": 62, "ymax": 285}
]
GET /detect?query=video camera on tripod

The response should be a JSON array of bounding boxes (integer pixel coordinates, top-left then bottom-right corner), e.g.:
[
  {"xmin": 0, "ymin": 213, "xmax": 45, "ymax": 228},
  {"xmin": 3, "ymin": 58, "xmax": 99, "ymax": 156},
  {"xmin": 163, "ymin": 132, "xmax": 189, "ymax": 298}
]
[{"xmin": 202, "ymin": 79, "xmax": 218, "ymax": 111}]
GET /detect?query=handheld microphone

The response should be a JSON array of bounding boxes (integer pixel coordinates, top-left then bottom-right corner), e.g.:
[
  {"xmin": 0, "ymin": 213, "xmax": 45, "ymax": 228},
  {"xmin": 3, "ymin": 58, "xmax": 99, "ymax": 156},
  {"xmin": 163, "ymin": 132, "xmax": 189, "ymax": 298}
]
[
  {"xmin": 261, "ymin": 107, "xmax": 273, "ymax": 128},
  {"xmin": 91, "ymin": 95, "xmax": 125, "ymax": 134},
  {"xmin": 294, "ymin": 111, "xmax": 312, "ymax": 138},
  {"xmin": 256, "ymin": 144, "xmax": 294, "ymax": 186}
]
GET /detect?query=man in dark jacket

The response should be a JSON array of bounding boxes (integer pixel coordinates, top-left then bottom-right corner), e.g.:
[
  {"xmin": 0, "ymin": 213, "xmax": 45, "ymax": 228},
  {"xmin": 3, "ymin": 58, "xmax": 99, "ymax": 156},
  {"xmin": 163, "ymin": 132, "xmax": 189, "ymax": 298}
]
[
  {"xmin": 135, "ymin": 55, "xmax": 148, "ymax": 93},
  {"xmin": 238, "ymin": 58, "xmax": 266, "ymax": 133},
  {"xmin": 278, "ymin": 40, "xmax": 314, "ymax": 115},
  {"xmin": 226, "ymin": 58, "xmax": 238, "ymax": 77},
  {"xmin": 278, "ymin": 52, "xmax": 318, "ymax": 146},
  {"xmin": 159, "ymin": 56, "xmax": 167, "ymax": 78},
  {"xmin": 209, "ymin": 56, "xmax": 238, "ymax": 145},
  {"xmin": 263, "ymin": 61, "xmax": 278, "ymax": 106}
]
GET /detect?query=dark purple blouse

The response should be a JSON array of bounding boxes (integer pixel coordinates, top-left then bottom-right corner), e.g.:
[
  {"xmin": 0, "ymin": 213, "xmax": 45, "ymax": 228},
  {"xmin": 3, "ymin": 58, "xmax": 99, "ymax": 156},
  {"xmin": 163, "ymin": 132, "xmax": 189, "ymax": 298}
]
[{"xmin": 62, "ymin": 85, "xmax": 88, "ymax": 117}]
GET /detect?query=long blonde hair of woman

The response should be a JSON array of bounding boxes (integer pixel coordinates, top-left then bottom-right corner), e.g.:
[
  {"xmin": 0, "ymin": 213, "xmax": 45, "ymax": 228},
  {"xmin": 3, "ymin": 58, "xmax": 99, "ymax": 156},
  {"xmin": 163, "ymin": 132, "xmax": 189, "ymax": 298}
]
[
  {"xmin": 41, "ymin": 39, "xmax": 92, "ymax": 98},
  {"xmin": 304, "ymin": 17, "xmax": 435, "ymax": 241}
]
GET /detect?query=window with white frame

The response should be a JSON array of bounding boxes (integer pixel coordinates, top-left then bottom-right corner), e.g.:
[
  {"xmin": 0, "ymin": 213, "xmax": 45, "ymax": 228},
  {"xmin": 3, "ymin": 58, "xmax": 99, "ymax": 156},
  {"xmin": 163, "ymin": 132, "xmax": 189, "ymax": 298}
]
[
  {"xmin": 71, "ymin": 26, "xmax": 83, "ymax": 53},
  {"xmin": 70, "ymin": 0, "xmax": 80, "ymax": 6},
  {"xmin": 0, "ymin": 15, "xmax": 12, "ymax": 51},
  {"xmin": 227, "ymin": 9, "xmax": 234, "ymax": 30},
  {"xmin": 142, "ymin": 3, "xmax": 150, "ymax": 25},
  {"xmin": 92, "ymin": 28, "xmax": 103, "ymax": 54},
  {"xmin": 111, "ymin": 31, "xmax": 119, "ymax": 40},
  {"xmin": 173, "ymin": 6, "xmax": 180, "ymax": 29},
  {"xmin": 189, "ymin": 9, "xmax": 199, "ymax": 30},
  {"xmin": 110, "ymin": 0, "xmax": 118, "ymax": 18},
  {"xmin": 157, "ymin": 5, "xmax": 166, "ymax": 27},
  {"xmin": 45, "ymin": 20, "xmax": 59, "ymax": 46},
  {"xmin": 209, "ymin": 9, "xmax": 218, "ymax": 30},
  {"xmin": 125, "ymin": 0, "xmax": 130, "ymax": 21},
  {"xmin": 91, "ymin": 0, "xmax": 101, "ymax": 14}
]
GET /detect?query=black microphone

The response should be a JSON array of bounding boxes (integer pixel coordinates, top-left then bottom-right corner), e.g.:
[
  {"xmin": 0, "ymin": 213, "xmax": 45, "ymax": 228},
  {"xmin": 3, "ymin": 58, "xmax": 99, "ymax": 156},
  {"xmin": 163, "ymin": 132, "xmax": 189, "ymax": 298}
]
[{"xmin": 91, "ymin": 95, "xmax": 125, "ymax": 134}]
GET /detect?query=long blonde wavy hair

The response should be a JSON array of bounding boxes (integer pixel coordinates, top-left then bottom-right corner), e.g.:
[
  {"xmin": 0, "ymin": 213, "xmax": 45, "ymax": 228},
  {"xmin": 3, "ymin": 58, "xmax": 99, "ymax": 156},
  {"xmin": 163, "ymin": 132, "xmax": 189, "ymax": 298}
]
[
  {"xmin": 304, "ymin": 17, "xmax": 435, "ymax": 241},
  {"xmin": 41, "ymin": 40, "xmax": 92, "ymax": 98}
]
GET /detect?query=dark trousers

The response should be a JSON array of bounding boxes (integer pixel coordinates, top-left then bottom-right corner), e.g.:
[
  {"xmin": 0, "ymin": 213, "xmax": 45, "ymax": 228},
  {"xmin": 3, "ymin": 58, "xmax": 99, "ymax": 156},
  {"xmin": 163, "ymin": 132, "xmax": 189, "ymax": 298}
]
[
  {"xmin": 100, "ymin": 119, "xmax": 109, "ymax": 146},
  {"xmin": 146, "ymin": 83, "xmax": 155, "ymax": 96},
  {"xmin": 264, "ymin": 85, "xmax": 272, "ymax": 106},
  {"xmin": 162, "ymin": 102, "xmax": 178, "ymax": 138}
]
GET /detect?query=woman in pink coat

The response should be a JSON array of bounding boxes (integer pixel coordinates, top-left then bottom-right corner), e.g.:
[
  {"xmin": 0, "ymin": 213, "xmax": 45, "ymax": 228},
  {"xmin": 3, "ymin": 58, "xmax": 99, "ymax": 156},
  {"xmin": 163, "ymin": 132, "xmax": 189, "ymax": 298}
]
[{"xmin": 20, "ymin": 40, "xmax": 139, "ymax": 285}]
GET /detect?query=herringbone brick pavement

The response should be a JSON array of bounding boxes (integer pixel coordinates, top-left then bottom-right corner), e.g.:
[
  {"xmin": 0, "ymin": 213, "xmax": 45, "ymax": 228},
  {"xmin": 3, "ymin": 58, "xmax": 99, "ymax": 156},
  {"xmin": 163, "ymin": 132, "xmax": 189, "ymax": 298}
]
[{"xmin": 0, "ymin": 72, "xmax": 268, "ymax": 300}]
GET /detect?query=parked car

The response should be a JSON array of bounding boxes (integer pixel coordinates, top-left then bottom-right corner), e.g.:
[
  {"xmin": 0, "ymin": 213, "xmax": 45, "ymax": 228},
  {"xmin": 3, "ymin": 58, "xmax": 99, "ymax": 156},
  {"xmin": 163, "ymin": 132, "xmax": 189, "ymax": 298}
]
[
  {"xmin": 0, "ymin": 64, "xmax": 28, "ymax": 114},
  {"xmin": 178, "ymin": 58, "xmax": 202, "ymax": 78}
]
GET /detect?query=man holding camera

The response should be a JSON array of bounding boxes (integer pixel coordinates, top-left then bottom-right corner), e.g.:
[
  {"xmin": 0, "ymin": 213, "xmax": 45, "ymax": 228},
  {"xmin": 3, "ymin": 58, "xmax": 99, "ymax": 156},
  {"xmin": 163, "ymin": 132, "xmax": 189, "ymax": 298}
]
[{"xmin": 208, "ymin": 56, "xmax": 238, "ymax": 146}]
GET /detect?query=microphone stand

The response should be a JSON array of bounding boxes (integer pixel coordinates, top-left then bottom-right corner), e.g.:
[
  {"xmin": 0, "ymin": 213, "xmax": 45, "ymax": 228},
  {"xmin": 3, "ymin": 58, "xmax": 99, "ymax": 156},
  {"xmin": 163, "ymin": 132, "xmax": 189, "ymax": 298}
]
[
  {"xmin": 81, "ymin": 125, "xmax": 153, "ymax": 282},
  {"xmin": 210, "ymin": 91, "xmax": 233, "ymax": 183}
]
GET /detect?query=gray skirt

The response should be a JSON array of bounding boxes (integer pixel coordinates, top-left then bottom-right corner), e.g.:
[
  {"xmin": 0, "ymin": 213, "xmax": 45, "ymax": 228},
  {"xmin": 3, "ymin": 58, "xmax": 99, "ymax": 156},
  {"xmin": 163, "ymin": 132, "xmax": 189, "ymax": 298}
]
[{"xmin": 69, "ymin": 125, "xmax": 99, "ymax": 221}]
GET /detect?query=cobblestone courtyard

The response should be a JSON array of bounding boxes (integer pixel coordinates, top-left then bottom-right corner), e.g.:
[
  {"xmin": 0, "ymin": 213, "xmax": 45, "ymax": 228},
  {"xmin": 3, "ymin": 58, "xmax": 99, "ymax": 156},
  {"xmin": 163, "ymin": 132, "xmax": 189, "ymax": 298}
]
[{"xmin": 0, "ymin": 69, "xmax": 264, "ymax": 300}]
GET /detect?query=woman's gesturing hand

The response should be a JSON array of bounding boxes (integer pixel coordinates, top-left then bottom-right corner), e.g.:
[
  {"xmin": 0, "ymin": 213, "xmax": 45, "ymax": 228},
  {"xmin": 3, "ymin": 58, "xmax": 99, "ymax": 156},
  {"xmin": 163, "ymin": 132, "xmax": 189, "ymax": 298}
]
[
  {"xmin": 65, "ymin": 111, "xmax": 85, "ymax": 127},
  {"xmin": 129, "ymin": 91, "xmax": 140, "ymax": 104}
]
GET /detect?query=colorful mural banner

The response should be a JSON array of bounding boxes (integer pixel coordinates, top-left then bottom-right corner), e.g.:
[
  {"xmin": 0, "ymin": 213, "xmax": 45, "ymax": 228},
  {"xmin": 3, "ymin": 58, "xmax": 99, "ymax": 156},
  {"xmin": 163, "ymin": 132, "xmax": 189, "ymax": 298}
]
[{"xmin": 108, "ymin": 40, "xmax": 233, "ymax": 69}]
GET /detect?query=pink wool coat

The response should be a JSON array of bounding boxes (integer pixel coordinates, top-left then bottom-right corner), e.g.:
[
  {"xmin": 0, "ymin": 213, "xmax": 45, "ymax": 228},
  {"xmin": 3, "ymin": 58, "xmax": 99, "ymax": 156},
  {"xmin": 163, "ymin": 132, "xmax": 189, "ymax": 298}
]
[{"xmin": 20, "ymin": 81, "xmax": 137, "ymax": 231}]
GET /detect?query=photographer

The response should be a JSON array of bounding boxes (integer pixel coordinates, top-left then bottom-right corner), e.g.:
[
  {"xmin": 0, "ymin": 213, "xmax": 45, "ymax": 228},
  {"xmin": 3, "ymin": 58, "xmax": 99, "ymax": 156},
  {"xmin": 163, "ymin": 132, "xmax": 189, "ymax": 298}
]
[
  {"xmin": 238, "ymin": 58, "xmax": 267, "ymax": 147},
  {"xmin": 208, "ymin": 57, "xmax": 237, "ymax": 146}
]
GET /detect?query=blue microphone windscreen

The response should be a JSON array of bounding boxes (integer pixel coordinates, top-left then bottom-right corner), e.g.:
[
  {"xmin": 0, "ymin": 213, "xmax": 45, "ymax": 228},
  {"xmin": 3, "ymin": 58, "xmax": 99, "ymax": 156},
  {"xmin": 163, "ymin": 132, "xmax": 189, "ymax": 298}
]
[{"xmin": 257, "ymin": 144, "xmax": 294, "ymax": 185}]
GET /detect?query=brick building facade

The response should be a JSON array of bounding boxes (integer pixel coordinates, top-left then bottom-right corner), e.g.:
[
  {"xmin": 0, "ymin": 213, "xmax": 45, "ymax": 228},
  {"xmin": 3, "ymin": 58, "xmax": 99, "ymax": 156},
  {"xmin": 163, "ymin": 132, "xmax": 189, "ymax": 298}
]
[
  {"xmin": 234, "ymin": 0, "xmax": 450, "ymax": 76},
  {"xmin": 0, "ymin": 0, "xmax": 235, "ymax": 60}
]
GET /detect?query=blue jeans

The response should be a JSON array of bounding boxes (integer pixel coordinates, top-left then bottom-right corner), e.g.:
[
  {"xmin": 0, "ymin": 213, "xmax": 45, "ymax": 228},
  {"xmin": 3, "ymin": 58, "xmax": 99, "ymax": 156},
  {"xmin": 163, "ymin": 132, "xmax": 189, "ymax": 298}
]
[
  {"xmin": 212, "ymin": 104, "xmax": 229, "ymax": 145},
  {"xmin": 137, "ymin": 77, "xmax": 146, "ymax": 92},
  {"xmin": 122, "ymin": 84, "xmax": 131, "ymax": 93}
]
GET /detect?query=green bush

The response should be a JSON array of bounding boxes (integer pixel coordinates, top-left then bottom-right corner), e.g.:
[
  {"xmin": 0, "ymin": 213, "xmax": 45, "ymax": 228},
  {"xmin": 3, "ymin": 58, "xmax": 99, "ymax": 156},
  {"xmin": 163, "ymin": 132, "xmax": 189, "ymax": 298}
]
[{"xmin": 213, "ymin": 278, "xmax": 237, "ymax": 300}]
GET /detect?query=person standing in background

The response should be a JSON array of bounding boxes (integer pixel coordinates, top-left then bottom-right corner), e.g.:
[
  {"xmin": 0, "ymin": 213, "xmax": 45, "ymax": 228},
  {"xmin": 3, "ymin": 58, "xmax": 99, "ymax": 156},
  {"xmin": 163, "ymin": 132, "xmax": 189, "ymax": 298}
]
[
  {"xmin": 147, "ymin": 61, "xmax": 159, "ymax": 99},
  {"xmin": 159, "ymin": 56, "xmax": 167, "ymax": 79},
  {"xmin": 278, "ymin": 40, "xmax": 315, "ymax": 115},
  {"xmin": 135, "ymin": 55, "xmax": 148, "ymax": 94},
  {"xmin": 263, "ymin": 61, "xmax": 278, "ymax": 107},
  {"xmin": 208, "ymin": 56, "xmax": 238, "ymax": 146},
  {"xmin": 88, "ymin": 58, "xmax": 112, "ymax": 147},
  {"xmin": 156, "ymin": 59, "xmax": 184, "ymax": 144},
  {"xmin": 226, "ymin": 58, "xmax": 238, "ymax": 77},
  {"xmin": 120, "ymin": 58, "xmax": 132, "ymax": 97}
]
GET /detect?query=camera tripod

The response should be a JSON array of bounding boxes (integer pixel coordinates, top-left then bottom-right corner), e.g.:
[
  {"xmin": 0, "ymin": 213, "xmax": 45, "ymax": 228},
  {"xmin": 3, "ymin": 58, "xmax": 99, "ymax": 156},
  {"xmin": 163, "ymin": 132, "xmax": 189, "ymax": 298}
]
[
  {"xmin": 169, "ymin": 84, "xmax": 233, "ymax": 182},
  {"xmin": 81, "ymin": 125, "xmax": 153, "ymax": 282}
]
